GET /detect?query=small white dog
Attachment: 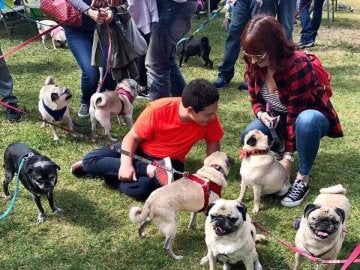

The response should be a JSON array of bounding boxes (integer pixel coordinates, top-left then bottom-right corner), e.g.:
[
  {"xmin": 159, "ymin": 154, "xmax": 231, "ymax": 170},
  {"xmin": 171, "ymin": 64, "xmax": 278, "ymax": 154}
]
[
  {"xmin": 89, "ymin": 78, "xmax": 140, "ymax": 141},
  {"xmin": 238, "ymin": 129, "xmax": 290, "ymax": 213},
  {"xmin": 38, "ymin": 76, "xmax": 73, "ymax": 140},
  {"xmin": 36, "ymin": 20, "xmax": 67, "ymax": 49}
]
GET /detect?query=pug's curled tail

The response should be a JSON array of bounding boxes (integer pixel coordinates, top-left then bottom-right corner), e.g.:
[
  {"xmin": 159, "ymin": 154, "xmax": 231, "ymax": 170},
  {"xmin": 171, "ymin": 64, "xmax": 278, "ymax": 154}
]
[
  {"xmin": 129, "ymin": 205, "xmax": 150, "ymax": 224},
  {"xmin": 90, "ymin": 93, "xmax": 107, "ymax": 108},
  {"xmin": 45, "ymin": 76, "xmax": 55, "ymax": 85},
  {"xmin": 320, "ymin": 184, "xmax": 346, "ymax": 195}
]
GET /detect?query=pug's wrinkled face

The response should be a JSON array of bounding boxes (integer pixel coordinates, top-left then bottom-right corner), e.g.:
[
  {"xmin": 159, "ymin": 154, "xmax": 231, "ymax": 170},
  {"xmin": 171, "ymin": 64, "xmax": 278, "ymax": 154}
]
[
  {"xmin": 26, "ymin": 160, "xmax": 60, "ymax": 192},
  {"xmin": 203, "ymin": 151, "xmax": 233, "ymax": 176},
  {"xmin": 304, "ymin": 204, "xmax": 345, "ymax": 240},
  {"xmin": 243, "ymin": 129, "xmax": 269, "ymax": 150},
  {"xmin": 206, "ymin": 199, "xmax": 247, "ymax": 236},
  {"xmin": 50, "ymin": 86, "xmax": 72, "ymax": 105}
]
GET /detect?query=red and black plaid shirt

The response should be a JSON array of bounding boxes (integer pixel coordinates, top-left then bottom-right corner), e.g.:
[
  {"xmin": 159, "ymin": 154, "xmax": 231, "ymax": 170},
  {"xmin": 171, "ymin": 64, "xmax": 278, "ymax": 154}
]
[{"xmin": 247, "ymin": 51, "xmax": 343, "ymax": 152}]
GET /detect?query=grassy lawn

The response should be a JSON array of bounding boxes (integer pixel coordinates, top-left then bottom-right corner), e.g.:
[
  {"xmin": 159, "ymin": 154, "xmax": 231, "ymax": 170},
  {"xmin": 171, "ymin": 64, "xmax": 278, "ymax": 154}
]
[{"xmin": 0, "ymin": 1, "xmax": 360, "ymax": 269}]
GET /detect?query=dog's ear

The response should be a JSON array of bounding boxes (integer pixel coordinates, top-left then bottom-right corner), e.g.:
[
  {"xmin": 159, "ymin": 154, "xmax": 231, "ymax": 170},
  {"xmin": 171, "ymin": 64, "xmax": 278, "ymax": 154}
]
[
  {"xmin": 53, "ymin": 163, "xmax": 61, "ymax": 171},
  {"xmin": 303, "ymin": 204, "xmax": 321, "ymax": 218},
  {"xmin": 226, "ymin": 155, "xmax": 234, "ymax": 167},
  {"xmin": 236, "ymin": 202, "xmax": 247, "ymax": 221},
  {"xmin": 246, "ymin": 134, "xmax": 257, "ymax": 147},
  {"xmin": 205, "ymin": 202, "xmax": 216, "ymax": 216},
  {"xmin": 51, "ymin": 93, "xmax": 59, "ymax": 102},
  {"xmin": 335, "ymin": 207, "xmax": 346, "ymax": 224}
]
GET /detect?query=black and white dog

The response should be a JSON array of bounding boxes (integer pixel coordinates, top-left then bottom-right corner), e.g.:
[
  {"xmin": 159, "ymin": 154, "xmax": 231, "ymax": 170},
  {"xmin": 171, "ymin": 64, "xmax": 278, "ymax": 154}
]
[
  {"xmin": 3, "ymin": 143, "xmax": 62, "ymax": 222},
  {"xmin": 177, "ymin": 37, "xmax": 213, "ymax": 69}
]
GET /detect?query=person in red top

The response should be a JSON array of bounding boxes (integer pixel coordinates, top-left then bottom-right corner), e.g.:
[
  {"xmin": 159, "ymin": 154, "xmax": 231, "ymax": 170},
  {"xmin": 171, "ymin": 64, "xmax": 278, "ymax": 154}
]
[
  {"xmin": 71, "ymin": 79, "xmax": 224, "ymax": 201},
  {"xmin": 239, "ymin": 15, "xmax": 343, "ymax": 207}
]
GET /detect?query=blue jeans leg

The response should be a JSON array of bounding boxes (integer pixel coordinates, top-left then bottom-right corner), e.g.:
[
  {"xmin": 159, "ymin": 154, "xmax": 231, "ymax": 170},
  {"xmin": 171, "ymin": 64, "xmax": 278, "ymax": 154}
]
[
  {"xmin": 296, "ymin": 109, "xmax": 329, "ymax": 176},
  {"xmin": 218, "ymin": 0, "xmax": 276, "ymax": 82},
  {"xmin": 310, "ymin": 0, "xmax": 325, "ymax": 41},
  {"xmin": 0, "ymin": 46, "xmax": 17, "ymax": 104},
  {"xmin": 277, "ymin": 0, "xmax": 297, "ymax": 41},
  {"xmin": 299, "ymin": 0, "xmax": 313, "ymax": 43},
  {"xmin": 64, "ymin": 28, "xmax": 100, "ymax": 105},
  {"xmin": 145, "ymin": 1, "xmax": 197, "ymax": 101}
]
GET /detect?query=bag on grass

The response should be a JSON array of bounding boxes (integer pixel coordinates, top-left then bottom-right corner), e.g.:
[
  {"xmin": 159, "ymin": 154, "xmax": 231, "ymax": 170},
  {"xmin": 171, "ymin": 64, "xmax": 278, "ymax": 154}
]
[
  {"xmin": 306, "ymin": 53, "xmax": 333, "ymax": 99},
  {"xmin": 40, "ymin": 0, "xmax": 82, "ymax": 27}
]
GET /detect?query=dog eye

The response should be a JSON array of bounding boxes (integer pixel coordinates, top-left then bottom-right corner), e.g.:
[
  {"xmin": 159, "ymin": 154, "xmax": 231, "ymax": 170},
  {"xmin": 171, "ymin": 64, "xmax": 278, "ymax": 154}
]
[
  {"xmin": 229, "ymin": 217, "xmax": 238, "ymax": 223},
  {"xmin": 210, "ymin": 214, "xmax": 217, "ymax": 220}
]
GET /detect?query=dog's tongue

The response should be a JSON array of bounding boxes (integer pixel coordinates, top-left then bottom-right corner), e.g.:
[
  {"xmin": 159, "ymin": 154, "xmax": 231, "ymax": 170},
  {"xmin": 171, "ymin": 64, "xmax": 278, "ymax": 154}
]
[
  {"xmin": 316, "ymin": 230, "xmax": 329, "ymax": 237},
  {"xmin": 215, "ymin": 227, "xmax": 225, "ymax": 234}
]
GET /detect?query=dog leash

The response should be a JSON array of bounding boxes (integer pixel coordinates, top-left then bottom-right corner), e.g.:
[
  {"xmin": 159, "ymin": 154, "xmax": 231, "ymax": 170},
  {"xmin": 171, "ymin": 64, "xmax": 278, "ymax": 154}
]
[
  {"xmin": 252, "ymin": 220, "xmax": 360, "ymax": 269},
  {"xmin": 0, "ymin": 157, "xmax": 26, "ymax": 221},
  {"xmin": 177, "ymin": 0, "xmax": 227, "ymax": 47}
]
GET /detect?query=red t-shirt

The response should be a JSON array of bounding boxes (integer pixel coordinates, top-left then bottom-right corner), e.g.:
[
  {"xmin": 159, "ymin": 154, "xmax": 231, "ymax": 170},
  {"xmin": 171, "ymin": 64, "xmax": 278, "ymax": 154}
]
[{"xmin": 134, "ymin": 98, "xmax": 224, "ymax": 162}]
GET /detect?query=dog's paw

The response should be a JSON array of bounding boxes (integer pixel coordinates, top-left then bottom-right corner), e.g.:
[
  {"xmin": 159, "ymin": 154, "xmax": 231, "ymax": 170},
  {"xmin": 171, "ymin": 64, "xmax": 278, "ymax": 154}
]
[
  {"xmin": 252, "ymin": 206, "xmax": 260, "ymax": 214},
  {"xmin": 199, "ymin": 255, "xmax": 208, "ymax": 266},
  {"xmin": 37, "ymin": 213, "xmax": 46, "ymax": 223},
  {"xmin": 3, "ymin": 194, "xmax": 11, "ymax": 200}
]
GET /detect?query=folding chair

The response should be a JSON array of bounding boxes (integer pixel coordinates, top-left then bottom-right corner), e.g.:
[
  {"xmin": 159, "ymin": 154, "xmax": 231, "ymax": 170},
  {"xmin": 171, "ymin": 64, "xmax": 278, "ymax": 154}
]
[{"xmin": 0, "ymin": 0, "xmax": 35, "ymax": 39}]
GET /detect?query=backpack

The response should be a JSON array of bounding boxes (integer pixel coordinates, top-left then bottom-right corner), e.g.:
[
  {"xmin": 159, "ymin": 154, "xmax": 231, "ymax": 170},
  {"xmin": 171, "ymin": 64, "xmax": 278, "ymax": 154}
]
[{"xmin": 306, "ymin": 53, "xmax": 332, "ymax": 99}]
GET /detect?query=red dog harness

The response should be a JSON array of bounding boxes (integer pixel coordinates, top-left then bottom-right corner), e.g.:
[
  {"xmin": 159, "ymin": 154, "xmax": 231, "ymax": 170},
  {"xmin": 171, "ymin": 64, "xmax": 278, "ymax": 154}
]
[
  {"xmin": 184, "ymin": 164, "xmax": 224, "ymax": 212},
  {"xmin": 239, "ymin": 148, "xmax": 270, "ymax": 159},
  {"xmin": 115, "ymin": 87, "xmax": 135, "ymax": 115}
]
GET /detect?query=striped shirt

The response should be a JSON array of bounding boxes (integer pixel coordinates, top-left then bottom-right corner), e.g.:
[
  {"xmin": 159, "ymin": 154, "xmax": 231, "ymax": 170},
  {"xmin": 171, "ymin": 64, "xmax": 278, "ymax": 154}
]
[
  {"xmin": 260, "ymin": 84, "xmax": 287, "ymax": 113},
  {"xmin": 247, "ymin": 50, "xmax": 343, "ymax": 152}
]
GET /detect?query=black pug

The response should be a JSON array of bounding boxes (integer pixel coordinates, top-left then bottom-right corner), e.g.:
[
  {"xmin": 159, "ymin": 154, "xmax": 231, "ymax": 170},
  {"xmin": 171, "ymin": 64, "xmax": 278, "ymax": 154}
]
[
  {"xmin": 3, "ymin": 143, "xmax": 62, "ymax": 222},
  {"xmin": 177, "ymin": 37, "xmax": 213, "ymax": 69}
]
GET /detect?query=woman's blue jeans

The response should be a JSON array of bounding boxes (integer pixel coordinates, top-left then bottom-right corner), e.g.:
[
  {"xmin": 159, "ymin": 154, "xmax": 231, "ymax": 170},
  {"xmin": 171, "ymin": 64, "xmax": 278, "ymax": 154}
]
[
  {"xmin": 81, "ymin": 145, "xmax": 184, "ymax": 201},
  {"xmin": 145, "ymin": 0, "xmax": 197, "ymax": 101},
  {"xmin": 299, "ymin": 0, "xmax": 326, "ymax": 43},
  {"xmin": 64, "ymin": 27, "xmax": 100, "ymax": 105},
  {"xmin": 241, "ymin": 110, "xmax": 330, "ymax": 176}
]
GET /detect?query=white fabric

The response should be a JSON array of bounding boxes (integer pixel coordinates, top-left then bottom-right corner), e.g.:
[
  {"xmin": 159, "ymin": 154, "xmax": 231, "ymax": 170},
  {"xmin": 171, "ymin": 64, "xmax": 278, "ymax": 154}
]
[{"xmin": 127, "ymin": 0, "xmax": 159, "ymax": 35}]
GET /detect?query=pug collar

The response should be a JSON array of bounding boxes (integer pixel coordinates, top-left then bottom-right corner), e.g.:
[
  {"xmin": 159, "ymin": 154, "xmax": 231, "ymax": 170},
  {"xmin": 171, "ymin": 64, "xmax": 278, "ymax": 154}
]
[
  {"xmin": 42, "ymin": 99, "xmax": 67, "ymax": 121},
  {"xmin": 116, "ymin": 87, "xmax": 135, "ymax": 104},
  {"xmin": 239, "ymin": 148, "xmax": 270, "ymax": 159},
  {"xmin": 209, "ymin": 164, "xmax": 226, "ymax": 178}
]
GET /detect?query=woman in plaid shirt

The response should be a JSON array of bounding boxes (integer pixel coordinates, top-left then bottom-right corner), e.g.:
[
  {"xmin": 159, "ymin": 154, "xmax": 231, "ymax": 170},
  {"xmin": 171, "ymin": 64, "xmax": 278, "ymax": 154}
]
[{"xmin": 239, "ymin": 15, "xmax": 343, "ymax": 207}]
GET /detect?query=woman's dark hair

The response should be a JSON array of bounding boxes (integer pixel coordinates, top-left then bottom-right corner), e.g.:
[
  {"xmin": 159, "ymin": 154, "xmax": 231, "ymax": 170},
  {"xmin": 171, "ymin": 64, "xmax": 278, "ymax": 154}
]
[
  {"xmin": 182, "ymin": 79, "xmax": 219, "ymax": 113},
  {"xmin": 241, "ymin": 15, "xmax": 297, "ymax": 71}
]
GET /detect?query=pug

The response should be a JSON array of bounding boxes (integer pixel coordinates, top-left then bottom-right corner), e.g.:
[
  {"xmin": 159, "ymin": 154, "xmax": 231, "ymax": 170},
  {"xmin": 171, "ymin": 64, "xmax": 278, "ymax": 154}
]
[
  {"xmin": 294, "ymin": 184, "xmax": 351, "ymax": 270},
  {"xmin": 38, "ymin": 76, "xmax": 73, "ymax": 141},
  {"xmin": 3, "ymin": 143, "xmax": 62, "ymax": 223},
  {"xmin": 89, "ymin": 78, "xmax": 140, "ymax": 141},
  {"xmin": 36, "ymin": 20, "xmax": 67, "ymax": 49},
  {"xmin": 129, "ymin": 151, "xmax": 231, "ymax": 260},
  {"xmin": 201, "ymin": 199, "xmax": 264, "ymax": 270},
  {"xmin": 238, "ymin": 129, "xmax": 290, "ymax": 213}
]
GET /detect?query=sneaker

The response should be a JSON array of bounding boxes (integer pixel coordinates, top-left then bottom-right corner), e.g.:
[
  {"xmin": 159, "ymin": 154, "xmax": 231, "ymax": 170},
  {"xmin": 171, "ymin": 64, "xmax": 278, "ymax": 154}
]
[
  {"xmin": 153, "ymin": 157, "xmax": 173, "ymax": 186},
  {"xmin": 6, "ymin": 103, "xmax": 22, "ymax": 122},
  {"xmin": 213, "ymin": 77, "xmax": 230, "ymax": 89},
  {"xmin": 78, "ymin": 103, "xmax": 89, "ymax": 118},
  {"xmin": 281, "ymin": 180, "xmax": 309, "ymax": 207},
  {"xmin": 299, "ymin": 41, "xmax": 315, "ymax": 49},
  {"xmin": 137, "ymin": 86, "xmax": 150, "ymax": 100},
  {"xmin": 237, "ymin": 81, "xmax": 248, "ymax": 91}
]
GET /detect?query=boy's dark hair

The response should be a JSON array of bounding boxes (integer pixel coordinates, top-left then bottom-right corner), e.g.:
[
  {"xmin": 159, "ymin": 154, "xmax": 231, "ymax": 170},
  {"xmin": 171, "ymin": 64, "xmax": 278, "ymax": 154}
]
[{"xmin": 182, "ymin": 79, "xmax": 219, "ymax": 113}]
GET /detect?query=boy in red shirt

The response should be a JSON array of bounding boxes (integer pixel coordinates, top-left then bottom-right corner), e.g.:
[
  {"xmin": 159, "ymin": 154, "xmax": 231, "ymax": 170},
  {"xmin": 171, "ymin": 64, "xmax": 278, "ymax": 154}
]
[{"xmin": 71, "ymin": 79, "xmax": 224, "ymax": 201}]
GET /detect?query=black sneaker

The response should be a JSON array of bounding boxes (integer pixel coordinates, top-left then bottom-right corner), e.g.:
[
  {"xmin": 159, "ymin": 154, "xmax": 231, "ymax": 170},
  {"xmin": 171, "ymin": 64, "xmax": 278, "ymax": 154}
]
[
  {"xmin": 78, "ymin": 103, "xmax": 89, "ymax": 118},
  {"xmin": 299, "ymin": 41, "xmax": 315, "ymax": 49},
  {"xmin": 137, "ymin": 86, "xmax": 150, "ymax": 100},
  {"xmin": 281, "ymin": 180, "xmax": 309, "ymax": 207},
  {"xmin": 6, "ymin": 103, "xmax": 22, "ymax": 122}
]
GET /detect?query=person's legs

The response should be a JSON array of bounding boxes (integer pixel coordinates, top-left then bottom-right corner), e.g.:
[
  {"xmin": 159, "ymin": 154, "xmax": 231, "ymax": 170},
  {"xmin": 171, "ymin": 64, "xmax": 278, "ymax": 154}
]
[
  {"xmin": 0, "ymin": 46, "xmax": 21, "ymax": 122},
  {"xmin": 281, "ymin": 109, "xmax": 330, "ymax": 207},
  {"xmin": 64, "ymin": 28, "xmax": 100, "ymax": 116},
  {"xmin": 277, "ymin": 0, "xmax": 297, "ymax": 41},
  {"xmin": 296, "ymin": 109, "xmax": 330, "ymax": 176},
  {"xmin": 146, "ymin": 1, "xmax": 197, "ymax": 101},
  {"xmin": 299, "ymin": 0, "xmax": 314, "ymax": 45},
  {"xmin": 310, "ymin": 0, "xmax": 326, "ymax": 42}
]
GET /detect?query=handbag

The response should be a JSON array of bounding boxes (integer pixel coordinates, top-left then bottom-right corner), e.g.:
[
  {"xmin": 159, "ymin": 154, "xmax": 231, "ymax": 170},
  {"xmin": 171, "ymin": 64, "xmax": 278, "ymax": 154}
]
[
  {"xmin": 40, "ymin": 0, "xmax": 82, "ymax": 27},
  {"xmin": 125, "ymin": 18, "xmax": 148, "ymax": 57}
]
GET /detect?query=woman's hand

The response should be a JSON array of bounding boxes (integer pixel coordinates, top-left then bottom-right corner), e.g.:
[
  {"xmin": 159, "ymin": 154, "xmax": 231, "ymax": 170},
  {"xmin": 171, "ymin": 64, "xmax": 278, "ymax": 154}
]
[
  {"xmin": 88, "ymin": 8, "xmax": 108, "ymax": 24},
  {"xmin": 258, "ymin": 111, "xmax": 280, "ymax": 128}
]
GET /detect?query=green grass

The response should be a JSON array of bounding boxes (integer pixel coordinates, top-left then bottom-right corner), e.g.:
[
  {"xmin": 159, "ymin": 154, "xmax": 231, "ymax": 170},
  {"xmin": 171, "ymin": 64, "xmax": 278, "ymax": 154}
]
[{"xmin": 1, "ymin": 1, "xmax": 360, "ymax": 269}]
